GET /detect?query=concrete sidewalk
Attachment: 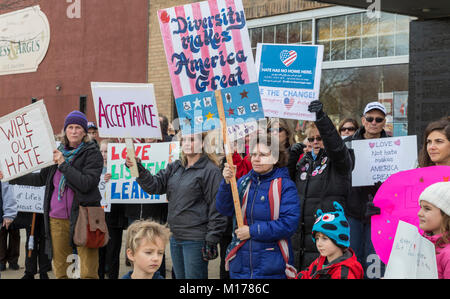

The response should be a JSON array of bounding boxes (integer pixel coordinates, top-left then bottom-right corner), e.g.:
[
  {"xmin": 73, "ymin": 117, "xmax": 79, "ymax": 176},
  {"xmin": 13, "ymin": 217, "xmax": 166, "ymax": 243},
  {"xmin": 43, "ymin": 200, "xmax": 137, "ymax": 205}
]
[{"xmin": 1, "ymin": 229, "xmax": 221, "ymax": 279}]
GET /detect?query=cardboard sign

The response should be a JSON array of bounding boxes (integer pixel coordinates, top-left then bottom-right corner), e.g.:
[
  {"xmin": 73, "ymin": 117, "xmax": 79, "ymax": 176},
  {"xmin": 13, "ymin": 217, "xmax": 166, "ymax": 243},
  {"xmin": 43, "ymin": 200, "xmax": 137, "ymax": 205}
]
[
  {"xmin": 107, "ymin": 142, "xmax": 180, "ymax": 204},
  {"xmin": 351, "ymin": 135, "xmax": 418, "ymax": 187},
  {"xmin": 13, "ymin": 184, "xmax": 45, "ymax": 214},
  {"xmin": 91, "ymin": 82, "xmax": 162, "ymax": 139},
  {"xmin": 0, "ymin": 100, "xmax": 56, "ymax": 182},
  {"xmin": 255, "ymin": 43, "xmax": 324, "ymax": 120},
  {"xmin": 371, "ymin": 166, "xmax": 450, "ymax": 264},
  {"xmin": 99, "ymin": 174, "xmax": 111, "ymax": 212},
  {"xmin": 384, "ymin": 221, "xmax": 438, "ymax": 279}
]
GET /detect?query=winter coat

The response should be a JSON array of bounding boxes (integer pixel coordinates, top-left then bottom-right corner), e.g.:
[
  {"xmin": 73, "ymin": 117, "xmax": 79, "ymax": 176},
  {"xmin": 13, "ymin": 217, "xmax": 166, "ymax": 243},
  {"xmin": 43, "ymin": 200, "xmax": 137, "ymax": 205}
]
[
  {"xmin": 423, "ymin": 233, "xmax": 450, "ymax": 279},
  {"xmin": 296, "ymin": 248, "xmax": 363, "ymax": 279},
  {"xmin": 9, "ymin": 141, "xmax": 103, "ymax": 259},
  {"xmin": 0, "ymin": 182, "xmax": 16, "ymax": 222},
  {"xmin": 291, "ymin": 114, "xmax": 353, "ymax": 271},
  {"xmin": 135, "ymin": 154, "xmax": 227, "ymax": 244},
  {"xmin": 121, "ymin": 270, "xmax": 164, "ymax": 279},
  {"xmin": 343, "ymin": 127, "xmax": 389, "ymax": 221},
  {"xmin": 216, "ymin": 167, "xmax": 300, "ymax": 279}
]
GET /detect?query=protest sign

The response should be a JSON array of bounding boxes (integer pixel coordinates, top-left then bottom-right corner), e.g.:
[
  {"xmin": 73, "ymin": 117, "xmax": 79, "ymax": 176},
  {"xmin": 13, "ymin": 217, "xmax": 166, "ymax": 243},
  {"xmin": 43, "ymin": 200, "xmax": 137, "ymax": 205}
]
[
  {"xmin": 13, "ymin": 184, "xmax": 45, "ymax": 214},
  {"xmin": 158, "ymin": 0, "xmax": 264, "ymax": 136},
  {"xmin": 372, "ymin": 166, "xmax": 450, "ymax": 264},
  {"xmin": 351, "ymin": 135, "xmax": 417, "ymax": 187},
  {"xmin": 384, "ymin": 220, "xmax": 438, "ymax": 279},
  {"xmin": 91, "ymin": 82, "xmax": 162, "ymax": 139},
  {"xmin": 107, "ymin": 142, "xmax": 180, "ymax": 204},
  {"xmin": 0, "ymin": 100, "xmax": 56, "ymax": 182},
  {"xmin": 99, "ymin": 174, "xmax": 111, "ymax": 212},
  {"xmin": 255, "ymin": 43, "xmax": 323, "ymax": 120}
]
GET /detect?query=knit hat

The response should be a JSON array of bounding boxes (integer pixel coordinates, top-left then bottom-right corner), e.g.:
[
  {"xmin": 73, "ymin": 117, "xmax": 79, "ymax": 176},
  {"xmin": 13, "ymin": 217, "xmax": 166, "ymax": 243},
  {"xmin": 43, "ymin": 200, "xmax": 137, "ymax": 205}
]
[
  {"xmin": 363, "ymin": 101, "xmax": 387, "ymax": 116},
  {"xmin": 64, "ymin": 111, "xmax": 88, "ymax": 133},
  {"xmin": 312, "ymin": 201, "xmax": 350, "ymax": 248},
  {"xmin": 419, "ymin": 181, "xmax": 450, "ymax": 216}
]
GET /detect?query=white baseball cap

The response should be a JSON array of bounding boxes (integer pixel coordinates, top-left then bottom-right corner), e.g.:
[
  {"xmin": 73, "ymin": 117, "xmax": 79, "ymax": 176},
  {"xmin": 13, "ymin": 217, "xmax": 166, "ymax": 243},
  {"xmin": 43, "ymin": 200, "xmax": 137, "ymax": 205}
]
[{"xmin": 363, "ymin": 102, "xmax": 387, "ymax": 116}]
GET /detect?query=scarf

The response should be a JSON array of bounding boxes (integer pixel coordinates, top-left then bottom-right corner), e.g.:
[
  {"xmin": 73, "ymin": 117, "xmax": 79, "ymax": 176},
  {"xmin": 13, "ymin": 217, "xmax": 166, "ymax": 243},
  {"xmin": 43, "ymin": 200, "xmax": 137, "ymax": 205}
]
[{"xmin": 57, "ymin": 142, "xmax": 85, "ymax": 201}]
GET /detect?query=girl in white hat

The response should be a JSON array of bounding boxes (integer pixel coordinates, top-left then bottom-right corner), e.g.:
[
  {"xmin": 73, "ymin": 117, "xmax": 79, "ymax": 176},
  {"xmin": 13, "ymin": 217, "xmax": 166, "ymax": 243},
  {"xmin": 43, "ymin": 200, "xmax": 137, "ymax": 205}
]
[{"xmin": 418, "ymin": 181, "xmax": 450, "ymax": 279}]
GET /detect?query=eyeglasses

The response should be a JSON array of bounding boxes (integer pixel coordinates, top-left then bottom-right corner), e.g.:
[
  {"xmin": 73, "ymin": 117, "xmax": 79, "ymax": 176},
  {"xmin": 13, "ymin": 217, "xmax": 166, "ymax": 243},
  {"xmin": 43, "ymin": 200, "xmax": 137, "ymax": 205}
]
[
  {"xmin": 307, "ymin": 136, "xmax": 322, "ymax": 142},
  {"xmin": 365, "ymin": 116, "xmax": 385, "ymax": 123},
  {"xmin": 269, "ymin": 127, "xmax": 285, "ymax": 133},
  {"xmin": 340, "ymin": 127, "xmax": 356, "ymax": 132}
]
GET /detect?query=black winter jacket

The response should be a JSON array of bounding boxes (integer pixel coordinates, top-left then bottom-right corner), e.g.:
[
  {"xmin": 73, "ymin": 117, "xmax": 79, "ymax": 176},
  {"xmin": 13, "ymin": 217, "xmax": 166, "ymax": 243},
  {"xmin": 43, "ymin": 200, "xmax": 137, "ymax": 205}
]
[
  {"xmin": 135, "ymin": 154, "xmax": 227, "ymax": 244},
  {"xmin": 343, "ymin": 127, "xmax": 389, "ymax": 222},
  {"xmin": 10, "ymin": 141, "xmax": 103, "ymax": 259},
  {"xmin": 290, "ymin": 114, "xmax": 353, "ymax": 271}
]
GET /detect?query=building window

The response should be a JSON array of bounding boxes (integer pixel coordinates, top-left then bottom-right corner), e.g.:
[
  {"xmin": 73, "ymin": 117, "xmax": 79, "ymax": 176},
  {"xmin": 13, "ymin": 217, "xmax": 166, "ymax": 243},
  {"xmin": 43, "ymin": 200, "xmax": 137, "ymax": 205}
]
[{"xmin": 249, "ymin": 11, "xmax": 410, "ymax": 62}]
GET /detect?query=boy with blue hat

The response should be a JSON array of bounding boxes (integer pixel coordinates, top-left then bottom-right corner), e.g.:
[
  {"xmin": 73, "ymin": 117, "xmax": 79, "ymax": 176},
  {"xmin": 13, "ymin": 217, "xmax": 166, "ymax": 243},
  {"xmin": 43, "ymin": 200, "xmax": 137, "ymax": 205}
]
[{"xmin": 296, "ymin": 202, "xmax": 363, "ymax": 279}]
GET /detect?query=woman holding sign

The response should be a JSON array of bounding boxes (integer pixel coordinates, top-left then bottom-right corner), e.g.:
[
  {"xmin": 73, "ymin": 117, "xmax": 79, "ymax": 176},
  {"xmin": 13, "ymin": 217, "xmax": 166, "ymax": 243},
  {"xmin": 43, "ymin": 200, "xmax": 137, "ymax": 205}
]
[
  {"xmin": 289, "ymin": 100, "xmax": 353, "ymax": 272},
  {"xmin": 125, "ymin": 132, "xmax": 227, "ymax": 279},
  {"xmin": 216, "ymin": 135, "xmax": 300, "ymax": 279},
  {"xmin": 2, "ymin": 111, "xmax": 104, "ymax": 279}
]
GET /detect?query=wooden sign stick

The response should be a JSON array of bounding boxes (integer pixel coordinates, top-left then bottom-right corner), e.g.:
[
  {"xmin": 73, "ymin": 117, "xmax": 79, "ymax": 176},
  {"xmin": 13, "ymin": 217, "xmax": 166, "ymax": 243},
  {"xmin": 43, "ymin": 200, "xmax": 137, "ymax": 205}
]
[
  {"xmin": 215, "ymin": 90, "xmax": 244, "ymax": 228},
  {"xmin": 125, "ymin": 138, "xmax": 139, "ymax": 178}
]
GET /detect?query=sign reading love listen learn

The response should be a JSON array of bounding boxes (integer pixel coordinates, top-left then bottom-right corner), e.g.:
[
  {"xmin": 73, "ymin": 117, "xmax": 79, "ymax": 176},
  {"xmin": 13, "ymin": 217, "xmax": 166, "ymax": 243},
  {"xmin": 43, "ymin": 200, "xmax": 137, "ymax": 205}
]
[{"xmin": 351, "ymin": 135, "xmax": 417, "ymax": 187}]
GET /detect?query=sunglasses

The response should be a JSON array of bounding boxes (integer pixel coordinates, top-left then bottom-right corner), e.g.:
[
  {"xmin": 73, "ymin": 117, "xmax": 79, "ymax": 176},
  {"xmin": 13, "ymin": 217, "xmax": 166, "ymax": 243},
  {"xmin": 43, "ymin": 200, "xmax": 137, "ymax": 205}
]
[
  {"xmin": 269, "ymin": 127, "xmax": 286, "ymax": 133},
  {"xmin": 365, "ymin": 116, "xmax": 385, "ymax": 123},
  {"xmin": 307, "ymin": 136, "xmax": 322, "ymax": 142},
  {"xmin": 340, "ymin": 127, "xmax": 356, "ymax": 132}
]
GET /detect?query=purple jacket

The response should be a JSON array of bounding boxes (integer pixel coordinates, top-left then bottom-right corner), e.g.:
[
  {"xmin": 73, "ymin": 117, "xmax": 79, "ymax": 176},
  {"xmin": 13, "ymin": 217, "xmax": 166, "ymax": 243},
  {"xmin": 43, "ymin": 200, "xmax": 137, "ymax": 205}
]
[{"xmin": 424, "ymin": 233, "xmax": 450, "ymax": 279}]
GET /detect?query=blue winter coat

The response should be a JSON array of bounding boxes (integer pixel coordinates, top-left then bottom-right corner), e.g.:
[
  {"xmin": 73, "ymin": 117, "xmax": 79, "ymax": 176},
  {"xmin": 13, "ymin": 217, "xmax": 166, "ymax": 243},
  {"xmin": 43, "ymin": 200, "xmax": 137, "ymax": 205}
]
[{"xmin": 216, "ymin": 167, "xmax": 300, "ymax": 279}]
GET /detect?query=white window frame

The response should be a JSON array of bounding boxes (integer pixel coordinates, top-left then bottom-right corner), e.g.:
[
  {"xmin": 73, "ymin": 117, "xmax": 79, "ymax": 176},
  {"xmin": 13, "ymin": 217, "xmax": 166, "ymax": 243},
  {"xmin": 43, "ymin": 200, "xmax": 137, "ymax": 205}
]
[{"xmin": 247, "ymin": 5, "xmax": 412, "ymax": 69}]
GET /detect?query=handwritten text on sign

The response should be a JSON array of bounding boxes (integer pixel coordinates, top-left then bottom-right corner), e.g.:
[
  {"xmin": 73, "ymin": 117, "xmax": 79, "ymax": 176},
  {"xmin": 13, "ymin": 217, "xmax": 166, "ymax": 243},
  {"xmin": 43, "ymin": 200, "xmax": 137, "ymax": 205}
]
[
  {"xmin": 91, "ymin": 82, "xmax": 162, "ymax": 139},
  {"xmin": 107, "ymin": 142, "xmax": 180, "ymax": 204},
  {"xmin": 0, "ymin": 101, "xmax": 56, "ymax": 181},
  {"xmin": 351, "ymin": 135, "xmax": 417, "ymax": 187},
  {"xmin": 158, "ymin": 0, "xmax": 257, "ymax": 98}
]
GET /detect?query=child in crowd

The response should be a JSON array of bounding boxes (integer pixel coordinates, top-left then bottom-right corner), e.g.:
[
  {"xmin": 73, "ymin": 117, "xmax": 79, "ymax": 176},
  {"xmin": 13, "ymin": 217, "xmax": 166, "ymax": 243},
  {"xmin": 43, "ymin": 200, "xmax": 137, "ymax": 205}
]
[
  {"xmin": 122, "ymin": 220, "xmax": 170, "ymax": 279},
  {"xmin": 296, "ymin": 202, "xmax": 363, "ymax": 279},
  {"xmin": 418, "ymin": 181, "xmax": 450, "ymax": 279}
]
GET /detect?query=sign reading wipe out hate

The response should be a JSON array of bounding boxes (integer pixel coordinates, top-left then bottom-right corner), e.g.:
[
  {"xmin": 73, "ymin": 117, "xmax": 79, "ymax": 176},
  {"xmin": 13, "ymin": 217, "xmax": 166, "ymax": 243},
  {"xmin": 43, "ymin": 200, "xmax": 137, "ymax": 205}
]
[
  {"xmin": 91, "ymin": 82, "xmax": 162, "ymax": 139},
  {"xmin": 0, "ymin": 100, "xmax": 56, "ymax": 182}
]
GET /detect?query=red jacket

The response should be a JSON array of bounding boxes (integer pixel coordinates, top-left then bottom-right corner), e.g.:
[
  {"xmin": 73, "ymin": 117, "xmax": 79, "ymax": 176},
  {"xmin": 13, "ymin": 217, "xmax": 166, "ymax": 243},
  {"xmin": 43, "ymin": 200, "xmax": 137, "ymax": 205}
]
[
  {"xmin": 296, "ymin": 248, "xmax": 363, "ymax": 279},
  {"xmin": 232, "ymin": 152, "xmax": 252, "ymax": 179}
]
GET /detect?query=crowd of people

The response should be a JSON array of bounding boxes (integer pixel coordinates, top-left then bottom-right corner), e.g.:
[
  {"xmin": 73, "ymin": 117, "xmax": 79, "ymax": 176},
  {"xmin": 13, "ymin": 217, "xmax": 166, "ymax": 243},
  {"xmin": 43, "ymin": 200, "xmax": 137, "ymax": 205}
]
[{"xmin": 0, "ymin": 100, "xmax": 449, "ymax": 280}]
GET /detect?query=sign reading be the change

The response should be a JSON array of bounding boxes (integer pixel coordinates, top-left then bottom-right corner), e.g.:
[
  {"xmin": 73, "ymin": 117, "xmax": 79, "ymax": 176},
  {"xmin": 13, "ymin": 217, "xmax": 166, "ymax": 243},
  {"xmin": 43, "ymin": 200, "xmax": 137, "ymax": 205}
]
[{"xmin": 0, "ymin": 100, "xmax": 56, "ymax": 181}]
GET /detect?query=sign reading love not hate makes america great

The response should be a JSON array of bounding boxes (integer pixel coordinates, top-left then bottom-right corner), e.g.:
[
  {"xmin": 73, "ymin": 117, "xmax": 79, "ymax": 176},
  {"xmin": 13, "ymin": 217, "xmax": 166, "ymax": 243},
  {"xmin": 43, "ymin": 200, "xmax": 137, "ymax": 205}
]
[
  {"xmin": 351, "ymin": 135, "xmax": 418, "ymax": 187},
  {"xmin": 0, "ymin": 100, "xmax": 56, "ymax": 182},
  {"xmin": 91, "ymin": 82, "xmax": 162, "ymax": 139}
]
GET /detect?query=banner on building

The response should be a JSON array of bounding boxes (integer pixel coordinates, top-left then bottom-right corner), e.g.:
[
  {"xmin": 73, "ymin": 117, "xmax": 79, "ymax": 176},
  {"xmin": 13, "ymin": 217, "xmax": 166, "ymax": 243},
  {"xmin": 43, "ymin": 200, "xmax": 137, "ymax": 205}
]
[
  {"xmin": 384, "ymin": 221, "xmax": 438, "ymax": 279},
  {"xmin": 107, "ymin": 142, "xmax": 180, "ymax": 204},
  {"xmin": 0, "ymin": 100, "xmax": 56, "ymax": 182},
  {"xmin": 158, "ymin": 0, "xmax": 264, "ymax": 136},
  {"xmin": 91, "ymin": 82, "xmax": 162, "ymax": 139},
  {"xmin": 255, "ymin": 43, "xmax": 324, "ymax": 120},
  {"xmin": 0, "ymin": 5, "xmax": 51, "ymax": 76},
  {"xmin": 350, "ymin": 135, "xmax": 417, "ymax": 187}
]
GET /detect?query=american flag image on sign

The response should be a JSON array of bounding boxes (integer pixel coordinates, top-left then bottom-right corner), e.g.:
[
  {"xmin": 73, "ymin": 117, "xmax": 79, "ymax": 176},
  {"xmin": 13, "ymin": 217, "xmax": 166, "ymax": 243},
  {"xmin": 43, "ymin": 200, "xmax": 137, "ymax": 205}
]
[
  {"xmin": 284, "ymin": 97, "xmax": 294, "ymax": 109},
  {"xmin": 280, "ymin": 50, "xmax": 297, "ymax": 67}
]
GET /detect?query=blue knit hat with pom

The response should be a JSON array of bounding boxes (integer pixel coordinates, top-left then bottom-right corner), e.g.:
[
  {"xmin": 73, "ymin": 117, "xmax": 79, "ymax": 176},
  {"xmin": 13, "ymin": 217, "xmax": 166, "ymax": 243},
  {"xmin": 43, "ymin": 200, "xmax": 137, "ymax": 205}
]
[
  {"xmin": 64, "ymin": 111, "xmax": 88, "ymax": 133},
  {"xmin": 312, "ymin": 201, "xmax": 350, "ymax": 248}
]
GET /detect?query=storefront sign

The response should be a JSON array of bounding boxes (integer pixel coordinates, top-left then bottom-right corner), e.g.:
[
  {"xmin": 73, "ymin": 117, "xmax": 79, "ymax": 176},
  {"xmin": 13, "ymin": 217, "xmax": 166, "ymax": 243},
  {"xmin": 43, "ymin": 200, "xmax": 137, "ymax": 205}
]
[{"xmin": 0, "ymin": 5, "xmax": 50, "ymax": 76}]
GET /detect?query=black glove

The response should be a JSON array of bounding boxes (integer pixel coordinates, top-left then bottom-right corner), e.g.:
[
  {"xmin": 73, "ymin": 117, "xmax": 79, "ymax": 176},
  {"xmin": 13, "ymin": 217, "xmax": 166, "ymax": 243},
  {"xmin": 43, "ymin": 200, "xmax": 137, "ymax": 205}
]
[
  {"xmin": 290, "ymin": 142, "xmax": 305, "ymax": 156},
  {"xmin": 308, "ymin": 100, "xmax": 325, "ymax": 119},
  {"xmin": 201, "ymin": 242, "xmax": 218, "ymax": 261},
  {"xmin": 365, "ymin": 194, "xmax": 381, "ymax": 218}
]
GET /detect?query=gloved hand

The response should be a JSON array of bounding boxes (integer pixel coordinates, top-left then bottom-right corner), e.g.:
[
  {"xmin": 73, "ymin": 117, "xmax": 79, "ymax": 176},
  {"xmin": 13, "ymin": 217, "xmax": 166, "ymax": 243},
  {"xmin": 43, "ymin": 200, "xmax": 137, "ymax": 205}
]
[
  {"xmin": 365, "ymin": 194, "xmax": 381, "ymax": 218},
  {"xmin": 290, "ymin": 143, "xmax": 305, "ymax": 156},
  {"xmin": 308, "ymin": 100, "xmax": 325, "ymax": 119},
  {"xmin": 201, "ymin": 242, "xmax": 218, "ymax": 261}
]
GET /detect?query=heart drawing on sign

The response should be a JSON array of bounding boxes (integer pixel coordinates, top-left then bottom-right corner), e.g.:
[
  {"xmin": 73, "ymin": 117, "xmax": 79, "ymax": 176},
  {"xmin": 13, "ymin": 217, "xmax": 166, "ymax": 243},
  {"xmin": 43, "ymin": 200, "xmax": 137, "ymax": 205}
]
[
  {"xmin": 369, "ymin": 142, "xmax": 375, "ymax": 148},
  {"xmin": 160, "ymin": 11, "xmax": 170, "ymax": 23},
  {"xmin": 394, "ymin": 139, "xmax": 401, "ymax": 146},
  {"xmin": 280, "ymin": 50, "xmax": 297, "ymax": 67}
]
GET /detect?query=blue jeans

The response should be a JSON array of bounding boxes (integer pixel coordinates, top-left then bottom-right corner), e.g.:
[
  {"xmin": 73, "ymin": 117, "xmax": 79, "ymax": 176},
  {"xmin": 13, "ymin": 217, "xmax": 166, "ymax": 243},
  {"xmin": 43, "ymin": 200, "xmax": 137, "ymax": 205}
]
[
  {"xmin": 348, "ymin": 216, "xmax": 385, "ymax": 279},
  {"xmin": 170, "ymin": 237, "xmax": 208, "ymax": 279}
]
